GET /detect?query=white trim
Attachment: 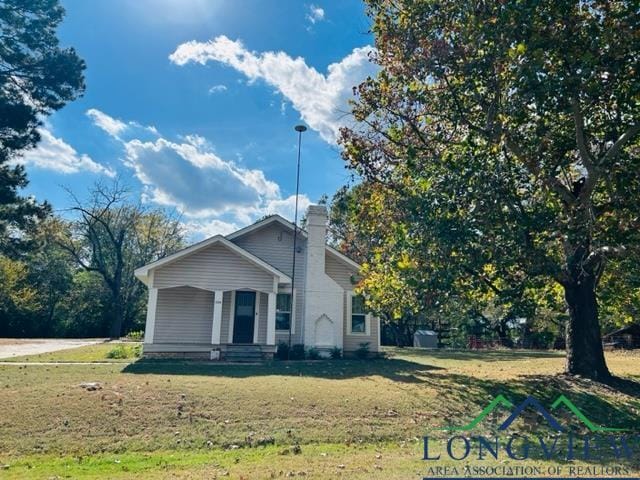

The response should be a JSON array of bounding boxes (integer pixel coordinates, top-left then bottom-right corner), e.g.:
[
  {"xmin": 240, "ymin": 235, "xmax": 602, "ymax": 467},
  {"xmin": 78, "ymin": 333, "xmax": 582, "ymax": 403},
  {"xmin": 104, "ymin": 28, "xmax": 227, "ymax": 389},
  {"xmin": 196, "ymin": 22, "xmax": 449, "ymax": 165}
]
[
  {"xmin": 144, "ymin": 272, "xmax": 157, "ymax": 344},
  {"xmin": 275, "ymin": 288, "xmax": 296, "ymax": 334},
  {"xmin": 226, "ymin": 215, "xmax": 301, "ymax": 241},
  {"xmin": 211, "ymin": 290, "xmax": 223, "ymax": 344},
  {"xmin": 134, "ymin": 235, "xmax": 291, "ymax": 284},
  {"xmin": 253, "ymin": 292, "xmax": 260, "ymax": 344},
  {"xmin": 228, "ymin": 291, "xmax": 236, "ymax": 344},
  {"xmin": 267, "ymin": 292, "xmax": 276, "ymax": 345},
  {"xmin": 346, "ymin": 291, "xmax": 370, "ymax": 336}
]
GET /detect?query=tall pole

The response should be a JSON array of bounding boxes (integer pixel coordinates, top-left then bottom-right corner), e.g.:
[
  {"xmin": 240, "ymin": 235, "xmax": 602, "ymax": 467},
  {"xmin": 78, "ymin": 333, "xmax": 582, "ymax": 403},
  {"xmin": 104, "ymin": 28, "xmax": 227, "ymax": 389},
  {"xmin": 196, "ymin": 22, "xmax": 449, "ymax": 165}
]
[{"xmin": 288, "ymin": 124, "xmax": 306, "ymax": 358}]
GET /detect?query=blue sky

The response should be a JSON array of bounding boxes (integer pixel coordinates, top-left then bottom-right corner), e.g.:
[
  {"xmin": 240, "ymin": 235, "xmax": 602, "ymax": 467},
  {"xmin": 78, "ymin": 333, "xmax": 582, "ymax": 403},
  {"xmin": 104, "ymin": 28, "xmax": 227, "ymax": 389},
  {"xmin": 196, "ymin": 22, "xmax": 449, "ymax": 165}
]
[{"xmin": 20, "ymin": 0, "xmax": 375, "ymax": 238}]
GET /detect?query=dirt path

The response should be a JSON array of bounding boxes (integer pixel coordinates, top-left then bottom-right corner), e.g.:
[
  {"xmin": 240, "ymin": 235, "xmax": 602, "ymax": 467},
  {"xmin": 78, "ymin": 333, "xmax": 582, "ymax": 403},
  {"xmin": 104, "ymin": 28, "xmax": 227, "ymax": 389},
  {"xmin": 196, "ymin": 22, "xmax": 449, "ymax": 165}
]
[{"xmin": 0, "ymin": 338, "xmax": 106, "ymax": 359}]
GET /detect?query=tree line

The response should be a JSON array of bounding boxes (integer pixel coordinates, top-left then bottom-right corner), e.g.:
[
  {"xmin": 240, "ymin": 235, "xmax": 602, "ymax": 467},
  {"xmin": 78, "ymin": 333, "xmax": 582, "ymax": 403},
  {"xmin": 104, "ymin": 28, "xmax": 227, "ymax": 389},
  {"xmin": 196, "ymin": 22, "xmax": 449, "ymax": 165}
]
[{"xmin": 0, "ymin": 180, "xmax": 184, "ymax": 338}]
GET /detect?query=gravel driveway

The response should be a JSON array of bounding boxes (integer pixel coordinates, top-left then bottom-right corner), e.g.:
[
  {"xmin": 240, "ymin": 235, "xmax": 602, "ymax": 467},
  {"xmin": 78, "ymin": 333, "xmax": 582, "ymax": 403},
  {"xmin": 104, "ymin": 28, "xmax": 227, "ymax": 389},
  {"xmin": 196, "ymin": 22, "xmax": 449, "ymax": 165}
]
[{"xmin": 0, "ymin": 338, "xmax": 106, "ymax": 359}]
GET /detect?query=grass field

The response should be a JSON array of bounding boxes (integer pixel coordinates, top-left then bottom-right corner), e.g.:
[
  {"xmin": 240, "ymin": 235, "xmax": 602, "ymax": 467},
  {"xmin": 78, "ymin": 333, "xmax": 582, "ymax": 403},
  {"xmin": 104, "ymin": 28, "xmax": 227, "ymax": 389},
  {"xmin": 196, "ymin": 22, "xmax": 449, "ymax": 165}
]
[
  {"xmin": 2, "ymin": 342, "xmax": 141, "ymax": 363},
  {"xmin": 0, "ymin": 347, "xmax": 639, "ymax": 478}
]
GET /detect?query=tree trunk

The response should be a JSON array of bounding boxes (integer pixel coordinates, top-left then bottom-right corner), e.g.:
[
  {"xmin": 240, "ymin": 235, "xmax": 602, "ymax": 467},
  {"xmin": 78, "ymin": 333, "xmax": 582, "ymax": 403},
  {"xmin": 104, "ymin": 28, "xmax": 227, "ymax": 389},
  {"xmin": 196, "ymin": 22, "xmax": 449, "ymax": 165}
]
[
  {"xmin": 109, "ymin": 289, "xmax": 123, "ymax": 340},
  {"xmin": 564, "ymin": 276, "xmax": 610, "ymax": 380}
]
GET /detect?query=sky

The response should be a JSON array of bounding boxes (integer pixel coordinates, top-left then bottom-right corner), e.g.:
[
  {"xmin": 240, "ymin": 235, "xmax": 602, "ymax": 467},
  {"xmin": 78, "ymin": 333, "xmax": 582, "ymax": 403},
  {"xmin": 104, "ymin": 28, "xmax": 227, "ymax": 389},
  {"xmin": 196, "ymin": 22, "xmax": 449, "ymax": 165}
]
[{"xmin": 19, "ymin": 0, "xmax": 376, "ymax": 239}]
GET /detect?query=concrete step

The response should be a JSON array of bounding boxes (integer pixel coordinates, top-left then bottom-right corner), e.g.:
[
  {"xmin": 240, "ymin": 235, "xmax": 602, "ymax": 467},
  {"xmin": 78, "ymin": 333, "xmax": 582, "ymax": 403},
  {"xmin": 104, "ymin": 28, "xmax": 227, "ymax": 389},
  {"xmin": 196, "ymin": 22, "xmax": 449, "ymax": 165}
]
[{"xmin": 224, "ymin": 345, "xmax": 264, "ymax": 362}]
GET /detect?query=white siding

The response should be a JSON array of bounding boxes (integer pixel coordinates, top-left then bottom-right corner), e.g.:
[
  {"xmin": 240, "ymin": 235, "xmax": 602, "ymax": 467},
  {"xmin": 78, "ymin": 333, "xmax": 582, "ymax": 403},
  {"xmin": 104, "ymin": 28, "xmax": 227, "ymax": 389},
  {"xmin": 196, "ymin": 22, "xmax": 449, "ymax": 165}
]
[
  {"xmin": 154, "ymin": 286, "xmax": 213, "ymax": 344},
  {"xmin": 325, "ymin": 253, "xmax": 358, "ymax": 290},
  {"xmin": 232, "ymin": 223, "xmax": 305, "ymax": 344},
  {"xmin": 153, "ymin": 243, "xmax": 274, "ymax": 292}
]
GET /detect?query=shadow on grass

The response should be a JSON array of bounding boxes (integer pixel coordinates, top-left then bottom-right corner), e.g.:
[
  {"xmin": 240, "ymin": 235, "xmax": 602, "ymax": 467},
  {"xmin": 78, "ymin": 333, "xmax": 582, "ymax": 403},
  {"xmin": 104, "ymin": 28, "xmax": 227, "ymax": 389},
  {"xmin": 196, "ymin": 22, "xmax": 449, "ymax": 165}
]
[
  {"xmin": 122, "ymin": 357, "xmax": 445, "ymax": 383},
  {"xmin": 387, "ymin": 347, "xmax": 565, "ymax": 362},
  {"xmin": 123, "ymin": 354, "xmax": 640, "ymax": 431},
  {"xmin": 122, "ymin": 354, "xmax": 640, "ymax": 464}
]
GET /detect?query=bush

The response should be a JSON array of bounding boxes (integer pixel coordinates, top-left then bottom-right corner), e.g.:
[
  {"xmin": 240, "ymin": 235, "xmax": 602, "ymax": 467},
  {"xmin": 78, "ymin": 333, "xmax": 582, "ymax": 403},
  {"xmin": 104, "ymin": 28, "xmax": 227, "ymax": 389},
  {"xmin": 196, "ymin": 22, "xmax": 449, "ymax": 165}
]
[
  {"xmin": 106, "ymin": 344, "xmax": 141, "ymax": 359},
  {"xmin": 355, "ymin": 342, "xmax": 370, "ymax": 359},
  {"xmin": 125, "ymin": 330, "xmax": 144, "ymax": 342},
  {"xmin": 290, "ymin": 344, "xmax": 306, "ymax": 360},
  {"xmin": 275, "ymin": 341, "xmax": 289, "ymax": 360},
  {"xmin": 307, "ymin": 347, "xmax": 321, "ymax": 360},
  {"xmin": 329, "ymin": 346, "xmax": 342, "ymax": 359}
]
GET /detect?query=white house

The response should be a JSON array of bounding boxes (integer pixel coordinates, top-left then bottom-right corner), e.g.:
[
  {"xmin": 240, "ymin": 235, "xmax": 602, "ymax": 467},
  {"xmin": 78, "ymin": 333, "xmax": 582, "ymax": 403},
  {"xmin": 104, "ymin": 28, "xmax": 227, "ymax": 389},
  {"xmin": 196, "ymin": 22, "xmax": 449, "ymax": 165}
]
[{"xmin": 134, "ymin": 205, "xmax": 380, "ymax": 360}]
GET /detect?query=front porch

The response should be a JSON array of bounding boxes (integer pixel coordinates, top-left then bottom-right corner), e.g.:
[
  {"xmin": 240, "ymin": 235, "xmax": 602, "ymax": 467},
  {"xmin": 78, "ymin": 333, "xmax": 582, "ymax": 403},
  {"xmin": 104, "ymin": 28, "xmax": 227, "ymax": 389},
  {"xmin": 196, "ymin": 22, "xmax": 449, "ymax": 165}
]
[
  {"xmin": 143, "ymin": 286, "xmax": 282, "ymax": 361},
  {"xmin": 134, "ymin": 235, "xmax": 294, "ymax": 361}
]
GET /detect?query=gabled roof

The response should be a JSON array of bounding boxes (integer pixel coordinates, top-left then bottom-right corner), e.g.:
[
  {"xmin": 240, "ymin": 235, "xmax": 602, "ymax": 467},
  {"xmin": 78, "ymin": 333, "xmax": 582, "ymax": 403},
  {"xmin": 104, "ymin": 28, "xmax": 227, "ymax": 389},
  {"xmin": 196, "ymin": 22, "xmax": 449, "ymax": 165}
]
[
  {"xmin": 226, "ymin": 214, "xmax": 361, "ymax": 271},
  {"xmin": 134, "ymin": 235, "xmax": 291, "ymax": 286},
  {"xmin": 226, "ymin": 214, "xmax": 302, "ymax": 241}
]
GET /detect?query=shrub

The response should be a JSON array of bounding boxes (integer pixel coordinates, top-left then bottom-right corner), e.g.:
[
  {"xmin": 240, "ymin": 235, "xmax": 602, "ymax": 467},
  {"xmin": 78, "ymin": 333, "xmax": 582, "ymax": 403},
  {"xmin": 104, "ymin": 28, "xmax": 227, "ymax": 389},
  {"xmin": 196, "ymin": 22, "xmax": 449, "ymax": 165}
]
[
  {"xmin": 289, "ymin": 344, "xmax": 306, "ymax": 360},
  {"xmin": 329, "ymin": 346, "xmax": 342, "ymax": 359},
  {"xmin": 106, "ymin": 344, "xmax": 141, "ymax": 359},
  {"xmin": 125, "ymin": 330, "xmax": 144, "ymax": 342},
  {"xmin": 307, "ymin": 347, "xmax": 320, "ymax": 360},
  {"xmin": 275, "ymin": 341, "xmax": 289, "ymax": 360},
  {"xmin": 355, "ymin": 342, "xmax": 370, "ymax": 359}
]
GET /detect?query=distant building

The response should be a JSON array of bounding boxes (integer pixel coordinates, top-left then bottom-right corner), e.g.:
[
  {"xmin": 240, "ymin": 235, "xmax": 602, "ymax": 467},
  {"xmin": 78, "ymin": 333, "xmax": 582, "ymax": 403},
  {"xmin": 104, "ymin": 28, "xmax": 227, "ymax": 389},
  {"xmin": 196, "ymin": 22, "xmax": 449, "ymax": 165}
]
[
  {"xmin": 413, "ymin": 330, "xmax": 438, "ymax": 348},
  {"xmin": 603, "ymin": 324, "xmax": 640, "ymax": 349}
]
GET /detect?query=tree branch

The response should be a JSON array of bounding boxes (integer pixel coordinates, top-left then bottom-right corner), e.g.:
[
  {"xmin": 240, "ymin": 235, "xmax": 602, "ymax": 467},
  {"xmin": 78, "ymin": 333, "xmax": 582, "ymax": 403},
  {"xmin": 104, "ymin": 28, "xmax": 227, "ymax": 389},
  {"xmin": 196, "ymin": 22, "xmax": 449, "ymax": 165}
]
[
  {"xmin": 570, "ymin": 98, "xmax": 595, "ymax": 172},
  {"xmin": 503, "ymin": 136, "xmax": 576, "ymax": 205},
  {"xmin": 598, "ymin": 122, "xmax": 640, "ymax": 167},
  {"xmin": 584, "ymin": 245, "xmax": 630, "ymax": 271}
]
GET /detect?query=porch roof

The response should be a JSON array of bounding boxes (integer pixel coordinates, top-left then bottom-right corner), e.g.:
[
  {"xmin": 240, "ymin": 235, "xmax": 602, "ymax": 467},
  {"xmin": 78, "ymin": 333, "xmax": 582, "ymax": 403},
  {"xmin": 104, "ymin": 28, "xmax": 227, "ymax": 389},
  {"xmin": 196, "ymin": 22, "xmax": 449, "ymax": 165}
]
[{"xmin": 134, "ymin": 235, "xmax": 291, "ymax": 286}]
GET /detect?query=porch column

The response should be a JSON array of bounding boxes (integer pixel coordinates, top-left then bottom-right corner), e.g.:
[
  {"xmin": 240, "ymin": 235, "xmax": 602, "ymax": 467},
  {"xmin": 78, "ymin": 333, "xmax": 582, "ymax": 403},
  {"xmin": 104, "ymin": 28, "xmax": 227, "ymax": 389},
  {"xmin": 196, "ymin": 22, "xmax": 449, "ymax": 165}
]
[
  {"xmin": 267, "ymin": 292, "xmax": 276, "ymax": 345},
  {"xmin": 211, "ymin": 290, "xmax": 223, "ymax": 344},
  {"xmin": 144, "ymin": 272, "xmax": 157, "ymax": 344}
]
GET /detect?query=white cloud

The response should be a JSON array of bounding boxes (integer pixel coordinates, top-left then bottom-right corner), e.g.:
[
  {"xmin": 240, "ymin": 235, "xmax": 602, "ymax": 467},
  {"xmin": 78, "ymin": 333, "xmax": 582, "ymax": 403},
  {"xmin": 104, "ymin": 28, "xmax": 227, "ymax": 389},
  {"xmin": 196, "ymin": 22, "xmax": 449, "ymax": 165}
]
[
  {"xmin": 183, "ymin": 219, "xmax": 240, "ymax": 239},
  {"xmin": 306, "ymin": 5, "xmax": 325, "ymax": 24},
  {"xmin": 208, "ymin": 84, "xmax": 227, "ymax": 94},
  {"xmin": 86, "ymin": 108, "xmax": 128, "ymax": 138},
  {"xmin": 85, "ymin": 107, "xmax": 316, "ymax": 241},
  {"xmin": 86, "ymin": 108, "xmax": 160, "ymax": 140},
  {"xmin": 18, "ymin": 128, "xmax": 115, "ymax": 177},
  {"xmin": 124, "ymin": 135, "xmax": 280, "ymax": 219},
  {"xmin": 125, "ymin": 134, "xmax": 313, "ymax": 239},
  {"xmin": 264, "ymin": 194, "xmax": 311, "ymax": 221},
  {"xmin": 169, "ymin": 36, "xmax": 377, "ymax": 143}
]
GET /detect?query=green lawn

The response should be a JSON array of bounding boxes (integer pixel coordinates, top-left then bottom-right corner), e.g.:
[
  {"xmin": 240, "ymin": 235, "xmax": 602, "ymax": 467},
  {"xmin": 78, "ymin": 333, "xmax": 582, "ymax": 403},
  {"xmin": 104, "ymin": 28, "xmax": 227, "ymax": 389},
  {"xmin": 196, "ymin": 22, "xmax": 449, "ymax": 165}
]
[
  {"xmin": 2, "ymin": 342, "xmax": 141, "ymax": 363},
  {"xmin": 0, "ymin": 347, "xmax": 639, "ymax": 478}
]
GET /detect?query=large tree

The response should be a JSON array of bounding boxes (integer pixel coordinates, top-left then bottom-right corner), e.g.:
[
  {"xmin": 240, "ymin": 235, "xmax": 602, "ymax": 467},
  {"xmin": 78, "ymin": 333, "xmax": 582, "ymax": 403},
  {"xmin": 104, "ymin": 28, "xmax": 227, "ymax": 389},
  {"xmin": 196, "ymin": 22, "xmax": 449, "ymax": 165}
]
[
  {"xmin": 341, "ymin": 0, "xmax": 639, "ymax": 379},
  {"xmin": 0, "ymin": 0, "xmax": 85, "ymax": 255},
  {"xmin": 54, "ymin": 180, "xmax": 184, "ymax": 338}
]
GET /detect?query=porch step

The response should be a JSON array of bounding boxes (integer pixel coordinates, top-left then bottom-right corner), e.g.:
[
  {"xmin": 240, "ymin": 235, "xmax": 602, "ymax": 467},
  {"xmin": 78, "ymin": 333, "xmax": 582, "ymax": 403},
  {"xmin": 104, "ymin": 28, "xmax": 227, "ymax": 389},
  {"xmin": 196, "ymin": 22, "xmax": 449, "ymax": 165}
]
[{"xmin": 224, "ymin": 345, "xmax": 264, "ymax": 362}]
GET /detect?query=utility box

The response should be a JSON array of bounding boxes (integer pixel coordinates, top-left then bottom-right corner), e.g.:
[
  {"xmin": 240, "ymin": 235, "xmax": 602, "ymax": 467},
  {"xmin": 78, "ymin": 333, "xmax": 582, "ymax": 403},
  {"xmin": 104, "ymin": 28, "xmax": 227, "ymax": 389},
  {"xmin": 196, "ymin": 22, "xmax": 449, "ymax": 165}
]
[{"xmin": 413, "ymin": 330, "xmax": 438, "ymax": 348}]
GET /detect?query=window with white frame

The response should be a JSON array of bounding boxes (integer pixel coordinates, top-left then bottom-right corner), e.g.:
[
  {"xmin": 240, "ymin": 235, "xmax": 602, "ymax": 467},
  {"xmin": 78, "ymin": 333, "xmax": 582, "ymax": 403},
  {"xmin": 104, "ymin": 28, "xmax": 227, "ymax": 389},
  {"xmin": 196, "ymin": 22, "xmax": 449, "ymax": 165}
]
[
  {"xmin": 351, "ymin": 295, "xmax": 367, "ymax": 333},
  {"xmin": 276, "ymin": 293, "xmax": 291, "ymax": 331}
]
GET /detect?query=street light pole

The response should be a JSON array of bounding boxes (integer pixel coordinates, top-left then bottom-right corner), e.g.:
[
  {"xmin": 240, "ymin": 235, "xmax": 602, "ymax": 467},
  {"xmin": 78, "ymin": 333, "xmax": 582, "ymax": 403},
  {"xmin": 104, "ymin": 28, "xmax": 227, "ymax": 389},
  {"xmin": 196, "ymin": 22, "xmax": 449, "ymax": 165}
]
[{"xmin": 288, "ymin": 124, "xmax": 306, "ymax": 359}]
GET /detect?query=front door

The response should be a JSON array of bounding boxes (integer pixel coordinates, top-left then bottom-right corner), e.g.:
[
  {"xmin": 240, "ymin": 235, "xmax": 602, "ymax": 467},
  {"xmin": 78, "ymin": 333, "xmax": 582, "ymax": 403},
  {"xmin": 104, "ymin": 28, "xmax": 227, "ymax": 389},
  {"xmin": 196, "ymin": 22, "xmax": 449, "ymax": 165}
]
[{"xmin": 233, "ymin": 291, "xmax": 256, "ymax": 343}]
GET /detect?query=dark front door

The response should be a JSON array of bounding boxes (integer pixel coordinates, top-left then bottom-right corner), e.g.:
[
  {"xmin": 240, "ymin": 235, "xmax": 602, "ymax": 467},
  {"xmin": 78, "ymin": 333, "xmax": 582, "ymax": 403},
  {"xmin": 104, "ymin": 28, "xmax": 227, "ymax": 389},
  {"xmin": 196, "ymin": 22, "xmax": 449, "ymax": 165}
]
[{"xmin": 233, "ymin": 291, "xmax": 256, "ymax": 344}]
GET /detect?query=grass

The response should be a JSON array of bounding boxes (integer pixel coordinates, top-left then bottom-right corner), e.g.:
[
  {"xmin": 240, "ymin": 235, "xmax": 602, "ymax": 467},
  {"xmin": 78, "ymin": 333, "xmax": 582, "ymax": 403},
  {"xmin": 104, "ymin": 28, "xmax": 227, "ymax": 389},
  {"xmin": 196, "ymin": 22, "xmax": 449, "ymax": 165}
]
[
  {"xmin": 0, "ymin": 347, "xmax": 639, "ymax": 478},
  {"xmin": 2, "ymin": 342, "xmax": 142, "ymax": 363}
]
